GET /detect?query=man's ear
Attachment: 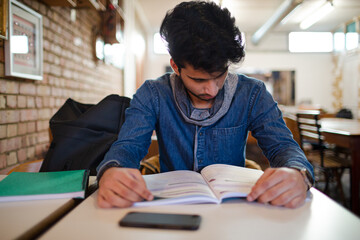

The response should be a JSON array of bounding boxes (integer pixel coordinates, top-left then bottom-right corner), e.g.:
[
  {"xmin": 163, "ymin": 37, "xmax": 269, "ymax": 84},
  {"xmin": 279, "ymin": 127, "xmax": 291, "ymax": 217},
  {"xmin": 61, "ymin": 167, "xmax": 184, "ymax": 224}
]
[{"xmin": 170, "ymin": 59, "xmax": 180, "ymax": 76}]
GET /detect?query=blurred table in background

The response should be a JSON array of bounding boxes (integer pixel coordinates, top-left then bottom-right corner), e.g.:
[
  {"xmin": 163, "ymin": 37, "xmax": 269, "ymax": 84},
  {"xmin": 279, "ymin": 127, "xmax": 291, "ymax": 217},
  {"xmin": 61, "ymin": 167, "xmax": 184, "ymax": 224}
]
[{"xmin": 320, "ymin": 118, "xmax": 360, "ymax": 215}]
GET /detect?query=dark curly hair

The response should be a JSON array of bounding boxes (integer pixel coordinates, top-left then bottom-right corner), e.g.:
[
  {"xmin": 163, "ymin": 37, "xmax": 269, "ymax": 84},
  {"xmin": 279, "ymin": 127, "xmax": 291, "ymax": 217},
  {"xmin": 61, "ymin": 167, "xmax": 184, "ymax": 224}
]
[{"xmin": 160, "ymin": 1, "xmax": 245, "ymax": 73}]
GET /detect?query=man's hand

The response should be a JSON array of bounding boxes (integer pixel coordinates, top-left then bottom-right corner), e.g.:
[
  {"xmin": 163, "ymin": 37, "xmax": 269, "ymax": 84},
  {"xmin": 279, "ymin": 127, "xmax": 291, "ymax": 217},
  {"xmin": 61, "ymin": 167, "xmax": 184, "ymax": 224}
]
[
  {"xmin": 246, "ymin": 167, "xmax": 308, "ymax": 208},
  {"xmin": 97, "ymin": 167, "xmax": 153, "ymax": 208}
]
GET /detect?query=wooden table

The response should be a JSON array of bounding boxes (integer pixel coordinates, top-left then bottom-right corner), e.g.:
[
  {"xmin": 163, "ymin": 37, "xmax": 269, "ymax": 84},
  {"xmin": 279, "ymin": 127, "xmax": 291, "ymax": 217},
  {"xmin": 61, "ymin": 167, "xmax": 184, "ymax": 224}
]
[
  {"xmin": 320, "ymin": 118, "xmax": 360, "ymax": 215},
  {"xmin": 0, "ymin": 175, "xmax": 97, "ymax": 240},
  {"xmin": 39, "ymin": 189, "xmax": 360, "ymax": 240}
]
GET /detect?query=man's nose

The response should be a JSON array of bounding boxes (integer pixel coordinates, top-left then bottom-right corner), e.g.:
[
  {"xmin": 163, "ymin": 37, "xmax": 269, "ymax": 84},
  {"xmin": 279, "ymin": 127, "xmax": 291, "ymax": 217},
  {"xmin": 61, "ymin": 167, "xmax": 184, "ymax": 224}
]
[{"xmin": 204, "ymin": 80, "xmax": 219, "ymax": 96}]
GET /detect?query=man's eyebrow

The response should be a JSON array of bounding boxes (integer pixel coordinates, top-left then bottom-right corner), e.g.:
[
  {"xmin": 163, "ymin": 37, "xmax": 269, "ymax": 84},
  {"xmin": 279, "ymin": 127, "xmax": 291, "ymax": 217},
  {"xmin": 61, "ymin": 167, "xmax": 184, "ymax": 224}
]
[
  {"xmin": 186, "ymin": 75, "xmax": 208, "ymax": 81},
  {"xmin": 187, "ymin": 68, "xmax": 228, "ymax": 81}
]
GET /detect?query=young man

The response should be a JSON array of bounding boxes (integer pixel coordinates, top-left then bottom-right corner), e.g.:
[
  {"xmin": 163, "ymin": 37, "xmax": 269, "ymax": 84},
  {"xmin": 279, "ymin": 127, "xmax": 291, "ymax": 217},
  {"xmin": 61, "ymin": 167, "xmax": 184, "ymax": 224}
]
[{"xmin": 97, "ymin": 1, "xmax": 314, "ymax": 208}]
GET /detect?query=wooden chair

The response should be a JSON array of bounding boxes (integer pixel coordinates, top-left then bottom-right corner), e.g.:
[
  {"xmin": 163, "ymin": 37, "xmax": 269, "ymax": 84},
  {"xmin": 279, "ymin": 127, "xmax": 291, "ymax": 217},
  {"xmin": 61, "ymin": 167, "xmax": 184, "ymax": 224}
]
[
  {"xmin": 7, "ymin": 159, "xmax": 44, "ymax": 174},
  {"xmin": 296, "ymin": 111, "xmax": 351, "ymax": 204}
]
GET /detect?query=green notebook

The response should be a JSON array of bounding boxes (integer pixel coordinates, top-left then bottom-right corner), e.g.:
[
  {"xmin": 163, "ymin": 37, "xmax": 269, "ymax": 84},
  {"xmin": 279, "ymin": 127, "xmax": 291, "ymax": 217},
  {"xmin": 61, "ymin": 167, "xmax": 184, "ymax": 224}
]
[{"xmin": 0, "ymin": 170, "xmax": 89, "ymax": 202}]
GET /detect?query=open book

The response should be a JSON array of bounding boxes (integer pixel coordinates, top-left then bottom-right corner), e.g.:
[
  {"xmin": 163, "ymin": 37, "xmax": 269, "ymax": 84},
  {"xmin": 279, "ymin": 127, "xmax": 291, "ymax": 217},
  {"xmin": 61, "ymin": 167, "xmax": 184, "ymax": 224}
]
[
  {"xmin": 134, "ymin": 164, "xmax": 263, "ymax": 207},
  {"xmin": 0, "ymin": 170, "xmax": 89, "ymax": 202}
]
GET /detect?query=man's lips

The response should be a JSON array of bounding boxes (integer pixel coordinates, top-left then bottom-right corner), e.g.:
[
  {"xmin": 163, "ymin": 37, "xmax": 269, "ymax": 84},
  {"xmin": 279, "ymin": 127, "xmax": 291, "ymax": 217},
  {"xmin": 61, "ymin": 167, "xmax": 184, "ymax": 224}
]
[{"xmin": 199, "ymin": 94, "xmax": 216, "ymax": 100}]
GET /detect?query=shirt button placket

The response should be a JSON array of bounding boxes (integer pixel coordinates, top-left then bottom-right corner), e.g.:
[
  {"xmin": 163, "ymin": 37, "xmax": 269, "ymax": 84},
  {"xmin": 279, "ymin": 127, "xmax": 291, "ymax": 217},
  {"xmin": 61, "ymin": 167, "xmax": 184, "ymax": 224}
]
[{"xmin": 197, "ymin": 131, "xmax": 205, "ymax": 166}]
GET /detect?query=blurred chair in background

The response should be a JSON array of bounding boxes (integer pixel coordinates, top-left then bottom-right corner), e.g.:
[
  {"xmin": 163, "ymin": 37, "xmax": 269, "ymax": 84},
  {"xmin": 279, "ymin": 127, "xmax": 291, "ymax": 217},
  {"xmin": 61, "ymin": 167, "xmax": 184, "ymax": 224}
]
[
  {"xmin": 7, "ymin": 159, "xmax": 43, "ymax": 174},
  {"xmin": 296, "ymin": 111, "xmax": 351, "ymax": 205}
]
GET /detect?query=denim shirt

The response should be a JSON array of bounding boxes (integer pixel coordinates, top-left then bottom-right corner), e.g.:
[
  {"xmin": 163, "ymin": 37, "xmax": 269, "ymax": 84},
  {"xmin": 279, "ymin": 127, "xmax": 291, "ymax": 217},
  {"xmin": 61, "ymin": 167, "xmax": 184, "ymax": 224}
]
[{"xmin": 97, "ymin": 73, "xmax": 314, "ymax": 179}]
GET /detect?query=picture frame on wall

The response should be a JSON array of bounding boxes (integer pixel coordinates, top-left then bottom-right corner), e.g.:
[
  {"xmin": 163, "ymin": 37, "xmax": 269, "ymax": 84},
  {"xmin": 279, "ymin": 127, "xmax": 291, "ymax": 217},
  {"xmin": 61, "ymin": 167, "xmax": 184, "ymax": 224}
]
[
  {"xmin": 0, "ymin": 0, "xmax": 8, "ymax": 39},
  {"xmin": 5, "ymin": 0, "xmax": 43, "ymax": 80}
]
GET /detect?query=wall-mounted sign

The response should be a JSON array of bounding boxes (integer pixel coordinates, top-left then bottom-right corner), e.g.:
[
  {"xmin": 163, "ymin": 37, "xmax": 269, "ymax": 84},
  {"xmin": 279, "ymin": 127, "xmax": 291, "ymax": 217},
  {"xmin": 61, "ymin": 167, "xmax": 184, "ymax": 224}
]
[{"xmin": 5, "ymin": 0, "xmax": 43, "ymax": 80}]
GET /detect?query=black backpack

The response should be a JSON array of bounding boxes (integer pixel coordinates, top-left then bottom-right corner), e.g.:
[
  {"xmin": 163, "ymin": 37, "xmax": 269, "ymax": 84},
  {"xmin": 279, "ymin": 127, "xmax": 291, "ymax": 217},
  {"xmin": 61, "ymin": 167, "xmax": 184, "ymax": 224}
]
[{"xmin": 40, "ymin": 95, "xmax": 131, "ymax": 175}]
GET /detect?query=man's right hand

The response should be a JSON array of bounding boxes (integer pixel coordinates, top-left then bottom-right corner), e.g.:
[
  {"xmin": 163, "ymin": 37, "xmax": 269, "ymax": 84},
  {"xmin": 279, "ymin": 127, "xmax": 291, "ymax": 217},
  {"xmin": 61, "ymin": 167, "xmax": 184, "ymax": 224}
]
[{"xmin": 97, "ymin": 167, "xmax": 153, "ymax": 208}]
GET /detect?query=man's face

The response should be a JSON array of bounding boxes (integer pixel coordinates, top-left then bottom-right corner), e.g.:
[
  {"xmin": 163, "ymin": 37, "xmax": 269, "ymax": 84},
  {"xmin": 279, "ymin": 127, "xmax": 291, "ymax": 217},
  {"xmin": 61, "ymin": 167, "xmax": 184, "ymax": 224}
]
[{"xmin": 170, "ymin": 59, "xmax": 228, "ymax": 108}]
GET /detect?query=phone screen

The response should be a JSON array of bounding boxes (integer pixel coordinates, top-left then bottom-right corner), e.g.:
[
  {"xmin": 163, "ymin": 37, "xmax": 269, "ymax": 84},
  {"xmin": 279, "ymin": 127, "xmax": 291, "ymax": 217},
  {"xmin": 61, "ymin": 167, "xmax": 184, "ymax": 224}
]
[{"xmin": 119, "ymin": 211, "xmax": 201, "ymax": 230}]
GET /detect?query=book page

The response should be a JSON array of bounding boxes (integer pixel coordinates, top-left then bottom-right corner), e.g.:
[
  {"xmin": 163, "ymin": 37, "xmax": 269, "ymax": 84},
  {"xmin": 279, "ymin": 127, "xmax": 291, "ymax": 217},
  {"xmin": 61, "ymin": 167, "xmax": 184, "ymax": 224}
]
[
  {"xmin": 201, "ymin": 164, "xmax": 263, "ymax": 201},
  {"xmin": 134, "ymin": 170, "xmax": 218, "ymax": 206}
]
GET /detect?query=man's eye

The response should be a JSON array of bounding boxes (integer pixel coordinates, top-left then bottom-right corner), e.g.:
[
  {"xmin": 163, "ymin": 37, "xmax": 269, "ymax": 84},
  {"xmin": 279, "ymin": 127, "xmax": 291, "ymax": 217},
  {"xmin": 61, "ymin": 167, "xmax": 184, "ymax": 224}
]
[
  {"xmin": 190, "ymin": 78, "xmax": 205, "ymax": 82},
  {"xmin": 193, "ymin": 79, "xmax": 203, "ymax": 82}
]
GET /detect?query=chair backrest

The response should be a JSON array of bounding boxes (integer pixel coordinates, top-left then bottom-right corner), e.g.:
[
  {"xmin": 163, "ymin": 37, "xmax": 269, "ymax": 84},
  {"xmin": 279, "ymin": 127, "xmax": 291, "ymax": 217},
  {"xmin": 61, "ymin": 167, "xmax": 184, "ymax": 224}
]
[
  {"xmin": 296, "ymin": 111, "xmax": 322, "ymax": 146},
  {"xmin": 296, "ymin": 110, "xmax": 325, "ymax": 165},
  {"xmin": 7, "ymin": 159, "xmax": 43, "ymax": 174}
]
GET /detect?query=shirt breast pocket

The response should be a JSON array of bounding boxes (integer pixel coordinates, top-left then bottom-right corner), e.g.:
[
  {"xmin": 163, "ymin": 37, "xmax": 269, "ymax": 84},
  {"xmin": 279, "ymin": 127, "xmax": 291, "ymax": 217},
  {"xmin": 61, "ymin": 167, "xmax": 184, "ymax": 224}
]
[{"xmin": 209, "ymin": 124, "xmax": 247, "ymax": 166}]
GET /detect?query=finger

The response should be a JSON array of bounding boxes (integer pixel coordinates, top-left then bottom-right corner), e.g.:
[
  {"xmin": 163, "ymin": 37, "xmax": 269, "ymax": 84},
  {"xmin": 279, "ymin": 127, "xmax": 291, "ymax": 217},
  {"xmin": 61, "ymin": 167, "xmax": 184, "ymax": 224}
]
[
  {"xmin": 247, "ymin": 169, "xmax": 273, "ymax": 202},
  {"xmin": 128, "ymin": 168, "xmax": 147, "ymax": 185},
  {"xmin": 112, "ymin": 180, "xmax": 145, "ymax": 202},
  {"xmin": 104, "ymin": 171, "xmax": 144, "ymax": 202},
  {"xmin": 270, "ymin": 188, "xmax": 305, "ymax": 207},
  {"xmin": 98, "ymin": 180, "xmax": 139, "ymax": 208},
  {"xmin": 256, "ymin": 180, "xmax": 291, "ymax": 204},
  {"xmin": 253, "ymin": 168, "xmax": 276, "ymax": 186},
  {"xmin": 284, "ymin": 195, "xmax": 306, "ymax": 208},
  {"xmin": 247, "ymin": 169, "xmax": 280, "ymax": 201},
  {"xmin": 97, "ymin": 193, "xmax": 112, "ymax": 208},
  {"xmin": 119, "ymin": 170, "xmax": 153, "ymax": 201},
  {"xmin": 101, "ymin": 188, "xmax": 134, "ymax": 208}
]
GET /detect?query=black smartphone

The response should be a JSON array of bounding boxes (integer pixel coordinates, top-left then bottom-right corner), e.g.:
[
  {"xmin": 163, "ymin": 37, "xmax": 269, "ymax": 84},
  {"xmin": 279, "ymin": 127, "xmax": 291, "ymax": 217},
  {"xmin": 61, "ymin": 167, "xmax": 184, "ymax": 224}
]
[{"xmin": 119, "ymin": 211, "xmax": 201, "ymax": 230}]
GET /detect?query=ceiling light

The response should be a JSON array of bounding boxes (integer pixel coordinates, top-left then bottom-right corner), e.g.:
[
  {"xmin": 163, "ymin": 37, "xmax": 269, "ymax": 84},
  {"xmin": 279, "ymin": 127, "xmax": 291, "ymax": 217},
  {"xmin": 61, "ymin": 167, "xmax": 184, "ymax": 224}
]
[
  {"xmin": 300, "ymin": 0, "xmax": 334, "ymax": 30},
  {"xmin": 251, "ymin": 0, "xmax": 304, "ymax": 45},
  {"xmin": 279, "ymin": 4, "xmax": 302, "ymax": 25}
]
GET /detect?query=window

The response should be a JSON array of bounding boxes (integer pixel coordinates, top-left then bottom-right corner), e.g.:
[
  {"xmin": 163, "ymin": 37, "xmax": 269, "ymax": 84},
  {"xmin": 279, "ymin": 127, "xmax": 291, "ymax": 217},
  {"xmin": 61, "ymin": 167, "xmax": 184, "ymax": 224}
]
[
  {"xmin": 288, "ymin": 32, "xmax": 333, "ymax": 53},
  {"xmin": 333, "ymin": 28, "xmax": 345, "ymax": 52},
  {"xmin": 346, "ymin": 22, "xmax": 359, "ymax": 51},
  {"xmin": 346, "ymin": 32, "xmax": 359, "ymax": 51}
]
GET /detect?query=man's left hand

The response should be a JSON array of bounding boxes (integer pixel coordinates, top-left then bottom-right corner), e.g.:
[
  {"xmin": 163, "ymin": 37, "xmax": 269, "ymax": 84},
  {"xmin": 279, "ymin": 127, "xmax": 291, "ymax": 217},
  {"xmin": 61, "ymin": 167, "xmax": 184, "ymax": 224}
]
[{"xmin": 246, "ymin": 167, "xmax": 308, "ymax": 208}]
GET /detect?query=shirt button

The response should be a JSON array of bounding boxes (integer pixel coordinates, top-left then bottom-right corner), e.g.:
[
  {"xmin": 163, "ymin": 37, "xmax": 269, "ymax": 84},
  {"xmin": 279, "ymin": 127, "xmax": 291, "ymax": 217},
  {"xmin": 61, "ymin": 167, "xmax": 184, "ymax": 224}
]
[
  {"xmin": 199, "ymin": 159, "xmax": 203, "ymax": 163},
  {"xmin": 199, "ymin": 132, "xmax": 203, "ymax": 136}
]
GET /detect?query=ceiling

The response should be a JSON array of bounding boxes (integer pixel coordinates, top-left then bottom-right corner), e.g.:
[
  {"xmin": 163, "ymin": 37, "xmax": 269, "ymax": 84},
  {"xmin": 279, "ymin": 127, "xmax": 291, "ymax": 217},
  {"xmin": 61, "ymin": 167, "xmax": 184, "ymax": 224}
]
[{"xmin": 137, "ymin": 0, "xmax": 360, "ymax": 34}]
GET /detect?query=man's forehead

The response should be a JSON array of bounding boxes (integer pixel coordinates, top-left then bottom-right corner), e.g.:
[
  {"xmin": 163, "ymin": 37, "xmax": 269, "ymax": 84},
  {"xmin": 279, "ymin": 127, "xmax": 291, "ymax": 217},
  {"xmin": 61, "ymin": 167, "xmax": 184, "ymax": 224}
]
[{"xmin": 182, "ymin": 63, "xmax": 227, "ymax": 76}]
